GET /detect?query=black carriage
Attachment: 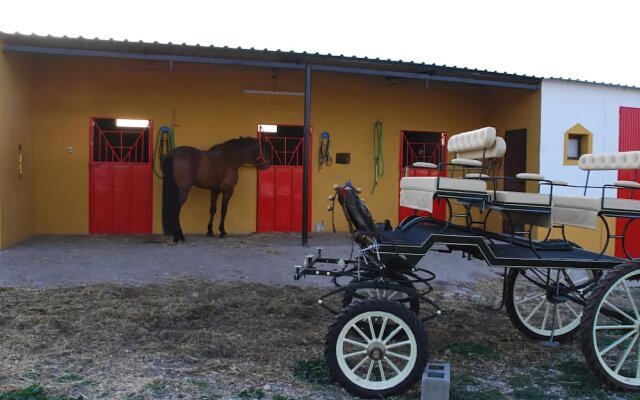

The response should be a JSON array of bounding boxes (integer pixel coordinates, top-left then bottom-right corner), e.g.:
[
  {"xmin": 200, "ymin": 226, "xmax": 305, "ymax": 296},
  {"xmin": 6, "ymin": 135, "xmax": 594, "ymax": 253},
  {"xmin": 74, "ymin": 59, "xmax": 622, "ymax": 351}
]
[{"xmin": 294, "ymin": 127, "xmax": 640, "ymax": 398}]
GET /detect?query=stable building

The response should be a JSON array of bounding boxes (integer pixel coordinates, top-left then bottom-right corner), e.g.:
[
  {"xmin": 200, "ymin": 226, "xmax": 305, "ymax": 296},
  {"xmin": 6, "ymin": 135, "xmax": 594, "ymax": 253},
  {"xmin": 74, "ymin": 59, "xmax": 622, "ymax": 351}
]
[
  {"xmin": 1, "ymin": 32, "xmax": 543, "ymax": 248},
  {"xmin": 538, "ymin": 78, "xmax": 640, "ymax": 256}
]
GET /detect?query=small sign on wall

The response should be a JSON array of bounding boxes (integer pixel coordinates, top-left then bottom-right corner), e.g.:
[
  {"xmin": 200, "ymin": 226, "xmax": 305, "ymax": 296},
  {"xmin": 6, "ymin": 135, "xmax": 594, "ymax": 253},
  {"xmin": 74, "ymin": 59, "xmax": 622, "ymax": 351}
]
[{"xmin": 336, "ymin": 153, "xmax": 351, "ymax": 164}]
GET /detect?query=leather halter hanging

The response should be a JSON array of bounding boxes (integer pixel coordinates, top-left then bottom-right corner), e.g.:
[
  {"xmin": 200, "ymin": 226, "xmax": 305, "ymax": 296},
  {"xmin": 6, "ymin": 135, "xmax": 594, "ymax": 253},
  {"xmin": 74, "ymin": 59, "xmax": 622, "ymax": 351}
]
[{"xmin": 255, "ymin": 133, "xmax": 270, "ymax": 168}]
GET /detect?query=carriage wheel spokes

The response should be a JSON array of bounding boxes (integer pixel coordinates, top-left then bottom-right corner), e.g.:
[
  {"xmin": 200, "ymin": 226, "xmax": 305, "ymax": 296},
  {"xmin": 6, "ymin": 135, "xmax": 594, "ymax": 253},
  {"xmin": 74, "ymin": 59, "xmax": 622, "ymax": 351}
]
[
  {"xmin": 342, "ymin": 273, "xmax": 420, "ymax": 314},
  {"xmin": 582, "ymin": 263, "xmax": 640, "ymax": 392},
  {"xmin": 325, "ymin": 299, "xmax": 428, "ymax": 398},
  {"xmin": 505, "ymin": 268, "xmax": 594, "ymax": 342}
]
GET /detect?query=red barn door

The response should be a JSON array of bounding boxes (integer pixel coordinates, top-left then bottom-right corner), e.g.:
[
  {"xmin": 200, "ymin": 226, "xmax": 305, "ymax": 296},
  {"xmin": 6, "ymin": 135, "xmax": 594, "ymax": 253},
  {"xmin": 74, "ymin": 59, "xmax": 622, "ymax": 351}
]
[
  {"xmin": 399, "ymin": 131, "xmax": 447, "ymax": 223},
  {"xmin": 89, "ymin": 118, "xmax": 152, "ymax": 234},
  {"xmin": 616, "ymin": 107, "xmax": 640, "ymax": 257},
  {"xmin": 257, "ymin": 125, "xmax": 310, "ymax": 232}
]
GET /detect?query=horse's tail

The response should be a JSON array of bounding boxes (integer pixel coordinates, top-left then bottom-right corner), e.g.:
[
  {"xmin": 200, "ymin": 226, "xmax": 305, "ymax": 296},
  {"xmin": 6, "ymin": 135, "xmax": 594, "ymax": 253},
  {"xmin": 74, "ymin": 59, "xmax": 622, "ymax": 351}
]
[{"xmin": 162, "ymin": 155, "xmax": 178, "ymax": 236}]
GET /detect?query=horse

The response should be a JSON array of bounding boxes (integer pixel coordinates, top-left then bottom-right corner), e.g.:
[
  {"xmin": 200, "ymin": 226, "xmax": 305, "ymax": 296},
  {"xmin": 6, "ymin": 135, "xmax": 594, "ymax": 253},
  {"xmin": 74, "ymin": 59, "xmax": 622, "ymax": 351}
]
[{"xmin": 161, "ymin": 136, "xmax": 271, "ymax": 242}]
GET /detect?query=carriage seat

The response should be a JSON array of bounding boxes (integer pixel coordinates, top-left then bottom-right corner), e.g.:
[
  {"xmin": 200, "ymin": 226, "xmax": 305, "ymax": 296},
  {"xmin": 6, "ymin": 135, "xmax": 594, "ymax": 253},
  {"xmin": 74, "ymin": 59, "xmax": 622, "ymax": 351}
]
[
  {"xmin": 551, "ymin": 151, "xmax": 640, "ymax": 229},
  {"xmin": 400, "ymin": 127, "xmax": 505, "ymax": 213}
]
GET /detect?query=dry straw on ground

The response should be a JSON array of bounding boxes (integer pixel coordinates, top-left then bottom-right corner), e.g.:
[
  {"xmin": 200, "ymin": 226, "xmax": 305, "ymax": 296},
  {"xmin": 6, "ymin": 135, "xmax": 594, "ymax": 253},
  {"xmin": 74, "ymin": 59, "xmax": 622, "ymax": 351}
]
[{"xmin": 0, "ymin": 279, "xmax": 632, "ymax": 399}]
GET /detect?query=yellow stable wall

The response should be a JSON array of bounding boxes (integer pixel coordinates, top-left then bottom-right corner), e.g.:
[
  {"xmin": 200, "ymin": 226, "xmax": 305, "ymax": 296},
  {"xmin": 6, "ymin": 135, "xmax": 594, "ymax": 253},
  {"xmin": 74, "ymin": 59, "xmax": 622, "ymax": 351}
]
[
  {"xmin": 2, "ymin": 53, "xmax": 543, "ymax": 242},
  {"xmin": 0, "ymin": 51, "xmax": 36, "ymax": 248}
]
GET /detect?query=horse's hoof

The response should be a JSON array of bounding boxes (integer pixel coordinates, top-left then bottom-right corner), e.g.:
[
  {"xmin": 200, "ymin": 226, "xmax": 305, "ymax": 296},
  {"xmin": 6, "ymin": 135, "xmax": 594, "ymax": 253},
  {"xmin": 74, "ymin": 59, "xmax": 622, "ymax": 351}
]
[
  {"xmin": 219, "ymin": 233, "xmax": 227, "ymax": 239},
  {"xmin": 206, "ymin": 232, "xmax": 214, "ymax": 237},
  {"xmin": 166, "ymin": 240, "xmax": 178, "ymax": 246}
]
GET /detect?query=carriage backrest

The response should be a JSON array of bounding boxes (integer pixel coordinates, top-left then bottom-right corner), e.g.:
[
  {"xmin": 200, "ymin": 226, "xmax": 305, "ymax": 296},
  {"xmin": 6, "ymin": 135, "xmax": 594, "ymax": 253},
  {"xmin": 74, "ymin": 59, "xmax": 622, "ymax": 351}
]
[
  {"xmin": 337, "ymin": 185, "xmax": 376, "ymax": 232},
  {"xmin": 579, "ymin": 151, "xmax": 640, "ymax": 171},
  {"xmin": 448, "ymin": 127, "xmax": 497, "ymax": 155}
]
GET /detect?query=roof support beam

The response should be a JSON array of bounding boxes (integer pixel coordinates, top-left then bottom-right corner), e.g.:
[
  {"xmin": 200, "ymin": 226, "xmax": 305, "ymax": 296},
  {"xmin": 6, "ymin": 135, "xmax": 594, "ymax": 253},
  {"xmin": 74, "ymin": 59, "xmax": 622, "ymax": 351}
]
[
  {"xmin": 311, "ymin": 64, "xmax": 539, "ymax": 90},
  {"xmin": 3, "ymin": 44, "xmax": 539, "ymax": 90},
  {"xmin": 2, "ymin": 44, "xmax": 307, "ymax": 71},
  {"xmin": 302, "ymin": 64, "xmax": 311, "ymax": 246}
]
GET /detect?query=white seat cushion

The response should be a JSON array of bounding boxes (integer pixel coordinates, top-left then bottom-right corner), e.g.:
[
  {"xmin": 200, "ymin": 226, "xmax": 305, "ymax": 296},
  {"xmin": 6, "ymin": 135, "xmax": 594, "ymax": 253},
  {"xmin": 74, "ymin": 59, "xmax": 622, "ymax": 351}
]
[
  {"xmin": 400, "ymin": 189, "xmax": 435, "ymax": 212},
  {"xmin": 603, "ymin": 198, "xmax": 640, "ymax": 212},
  {"xmin": 552, "ymin": 195, "xmax": 601, "ymax": 229},
  {"xmin": 553, "ymin": 195, "xmax": 601, "ymax": 211},
  {"xmin": 490, "ymin": 191, "xmax": 550, "ymax": 206},
  {"xmin": 401, "ymin": 176, "xmax": 486, "ymax": 192},
  {"xmin": 451, "ymin": 158, "xmax": 483, "ymax": 167}
]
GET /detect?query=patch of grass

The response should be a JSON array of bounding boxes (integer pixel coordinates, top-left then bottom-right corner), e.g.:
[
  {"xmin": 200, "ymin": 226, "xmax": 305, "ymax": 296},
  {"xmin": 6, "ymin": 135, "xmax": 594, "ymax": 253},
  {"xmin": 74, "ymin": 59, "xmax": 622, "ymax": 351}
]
[
  {"xmin": 451, "ymin": 386, "xmax": 502, "ymax": 400},
  {"xmin": 272, "ymin": 395, "xmax": 295, "ymax": 400},
  {"xmin": 445, "ymin": 340, "xmax": 498, "ymax": 359},
  {"xmin": 451, "ymin": 371, "xmax": 477, "ymax": 387},
  {"xmin": 0, "ymin": 385, "xmax": 81, "ymax": 400},
  {"xmin": 237, "ymin": 387, "xmax": 265, "ymax": 399},
  {"xmin": 554, "ymin": 360, "xmax": 611, "ymax": 399},
  {"xmin": 53, "ymin": 372, "xmax": 82, "ymax": 383},
  {"xmin": 144, "ymin": 379, "xmax": 174, "ymax": 397},
  {"xmin": 450, "ymin": 372, "xmax": 503, "ymax": 400},
  {"xmin": 188, "ymin": 379, "xmax": 221, "ymax": 399},
  {"xmin": 293, "ymin": 358, "xmax": 332, "ymax": 385}
]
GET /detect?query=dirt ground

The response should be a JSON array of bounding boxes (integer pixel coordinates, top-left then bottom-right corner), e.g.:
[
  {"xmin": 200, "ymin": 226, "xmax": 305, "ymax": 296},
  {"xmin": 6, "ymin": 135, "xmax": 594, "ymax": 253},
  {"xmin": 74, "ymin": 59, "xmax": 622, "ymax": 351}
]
[
  {"xmin": 1, "ymin": 234, "xmax": 634, "ymax": 399},
  {"xmin": 0, "ymin": 233, "xmax": 496, "ymax": 289}
]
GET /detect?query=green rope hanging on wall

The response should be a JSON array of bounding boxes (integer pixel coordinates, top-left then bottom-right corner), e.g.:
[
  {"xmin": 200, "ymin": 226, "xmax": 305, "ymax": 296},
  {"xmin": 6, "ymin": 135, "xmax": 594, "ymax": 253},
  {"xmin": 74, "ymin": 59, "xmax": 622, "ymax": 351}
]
[
  {"xmin": 153, "ymin": 126, "xmax": 176, "ymax": 178},
  {"xmin": 371, "ymin": 120, "xmax": 384, "ymax": 194}
]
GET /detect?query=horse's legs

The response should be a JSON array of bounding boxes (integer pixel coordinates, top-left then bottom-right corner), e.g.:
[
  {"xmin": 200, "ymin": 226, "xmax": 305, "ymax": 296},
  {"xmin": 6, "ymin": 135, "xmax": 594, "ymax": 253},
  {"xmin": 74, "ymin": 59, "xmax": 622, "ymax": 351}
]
[
  {"xmin": 175, "ymin": 189, "xmax": 189, "ymax": 242},
  {"xmin": 219, "ymin": 189, "xmax": 234, "ymax": 238},
  {"xmin": 207, "ymin": 190, "xmax": 220, "ymax": 237}
]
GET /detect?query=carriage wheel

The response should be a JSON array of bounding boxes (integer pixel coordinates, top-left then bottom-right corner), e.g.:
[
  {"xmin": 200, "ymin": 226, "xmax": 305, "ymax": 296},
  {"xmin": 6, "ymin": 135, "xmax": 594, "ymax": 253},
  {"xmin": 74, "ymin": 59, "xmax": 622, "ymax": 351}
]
[
  {"xmin": 342, "ymin": 273, "xmax": 420, "ymax": 314},
  {"xmin": 325, "ymin": 298, "xmax": 428, "ymax": 398},
  {"xmin": 581, "ymin": 263, "xmax": 640, "ymax": 392},
  {"xmin": 505, "ymin": 268, "xmax": 596, "ymax": 342}
]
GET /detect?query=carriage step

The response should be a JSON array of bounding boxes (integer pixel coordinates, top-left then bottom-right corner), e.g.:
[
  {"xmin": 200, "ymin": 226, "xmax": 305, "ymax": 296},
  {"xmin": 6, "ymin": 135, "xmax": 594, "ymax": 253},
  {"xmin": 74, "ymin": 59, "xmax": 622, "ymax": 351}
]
[{"xmin": 421, "ymin": 362, "xmax": 451, "ymax": 400}]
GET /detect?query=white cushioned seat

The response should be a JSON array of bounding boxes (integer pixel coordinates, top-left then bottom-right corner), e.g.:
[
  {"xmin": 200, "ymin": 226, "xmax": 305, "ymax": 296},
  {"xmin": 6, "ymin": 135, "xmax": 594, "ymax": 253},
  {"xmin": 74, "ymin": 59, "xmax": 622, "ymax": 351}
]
[
  {"xmin": 516, "ymin": 173, "xmax": 545, "ymax": 181},
  {"xmin": 401, "ymin": 176, "xmax": 487, "ymax": 192},
  {"xmin": 399, "ymin": 127, "xmax": 500, "ymax": 214},
  {"xmin": 452, "ymin": 158, "xmax": 483, "ymax": 167},
  {"xmin": 614, "ymin": 180, "xmax": 640, "ymax": 188},
  {"xmin": 465, "ymin": 173, "xmax": 490, "ymax": 179},
  {"xmin": 603, "ymin": 198, "xmax": 640, "ymax": 212},
  {"xmin": 579, "ymin": 151, "xmax": 640, "ymax": 171},
  {"xmin": 457, "ymin": 136, "xmax": 506, "ymax": 160},
  {"xmin": 412, "ymin": 162, "xmax": 438, "ymax": 169},
  {"xmin": 490, "ymin": 191, "xmax": 550, "ymax": 206},
  {"xmin": 552, "ymin": 195, "xmax": 601, "ymax": 229},
  {"xmin": 400, "ymin": 176, "xmax": 487, "ymax": 213}
]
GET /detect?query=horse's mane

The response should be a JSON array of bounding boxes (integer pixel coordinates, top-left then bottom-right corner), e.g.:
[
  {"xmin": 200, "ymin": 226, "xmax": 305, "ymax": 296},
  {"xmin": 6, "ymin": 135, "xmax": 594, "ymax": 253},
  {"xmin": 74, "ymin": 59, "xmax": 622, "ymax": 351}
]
[{"xmin": 208, "ymin": 136, "xmax": 257, "ymax": 152}]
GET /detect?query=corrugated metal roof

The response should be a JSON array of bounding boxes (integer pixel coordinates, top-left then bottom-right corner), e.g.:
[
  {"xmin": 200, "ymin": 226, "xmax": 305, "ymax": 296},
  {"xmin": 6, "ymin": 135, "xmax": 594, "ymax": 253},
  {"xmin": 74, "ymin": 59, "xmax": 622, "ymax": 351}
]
[
  {"xmin": 543, "ymin": 77, "xmax": 640, "ymax": 90},
  {"xmin": 0, "ymin": 32, "xmax": 541, "ymax": 88}
]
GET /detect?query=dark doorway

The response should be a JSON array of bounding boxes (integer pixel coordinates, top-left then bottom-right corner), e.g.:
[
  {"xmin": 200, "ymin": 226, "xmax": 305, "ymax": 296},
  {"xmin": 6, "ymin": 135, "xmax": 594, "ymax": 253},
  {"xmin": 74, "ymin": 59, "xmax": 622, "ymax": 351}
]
[
  {"xmin": 504, "ymin": 129, "xmax": 527, "ymax": 192},
  {"xmin": 503, "ymin": 129, "xmax": 527, "ymax": 234}
]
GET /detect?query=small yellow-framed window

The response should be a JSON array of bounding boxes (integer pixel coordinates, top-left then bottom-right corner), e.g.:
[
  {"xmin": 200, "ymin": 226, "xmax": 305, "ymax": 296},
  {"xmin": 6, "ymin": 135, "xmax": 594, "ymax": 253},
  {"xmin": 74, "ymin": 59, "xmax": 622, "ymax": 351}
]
[{"xmin": 563, "ymin": 123, "xmax": 592, "ymax": 165}]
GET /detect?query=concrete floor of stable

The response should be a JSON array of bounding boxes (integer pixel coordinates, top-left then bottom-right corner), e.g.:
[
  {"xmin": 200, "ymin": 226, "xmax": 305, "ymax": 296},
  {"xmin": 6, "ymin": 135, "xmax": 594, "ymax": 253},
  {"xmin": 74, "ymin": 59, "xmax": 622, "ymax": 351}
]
[{"xmin": 0, "ymin": 232, "xmax": 497, "ymax": 288}]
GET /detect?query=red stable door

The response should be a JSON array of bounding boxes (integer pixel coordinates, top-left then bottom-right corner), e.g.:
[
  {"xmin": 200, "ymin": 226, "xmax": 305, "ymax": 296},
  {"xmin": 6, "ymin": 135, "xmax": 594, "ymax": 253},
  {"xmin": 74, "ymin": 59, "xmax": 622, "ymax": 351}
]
[
  {"xmin": 399, "ymin": 131, "xmax": 447, "ymax": 223},
  {"xmin": 257, "ymin": 125, "xmax": 311, "ymax": 232},
  {"xmin": 89, "ymin": 118, "xmax": 153, "ymax": 234},
  {"xmin": 616, "ymin": 107, "xmax": 640, "ymax": 258}
]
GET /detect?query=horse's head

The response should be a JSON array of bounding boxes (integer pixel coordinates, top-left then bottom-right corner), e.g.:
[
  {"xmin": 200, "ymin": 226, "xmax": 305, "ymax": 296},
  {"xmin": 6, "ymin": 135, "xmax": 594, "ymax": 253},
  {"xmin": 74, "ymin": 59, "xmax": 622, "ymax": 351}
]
[{"xmin": 254, "ymin": 137, "xmax": 271, "ymax": 170}]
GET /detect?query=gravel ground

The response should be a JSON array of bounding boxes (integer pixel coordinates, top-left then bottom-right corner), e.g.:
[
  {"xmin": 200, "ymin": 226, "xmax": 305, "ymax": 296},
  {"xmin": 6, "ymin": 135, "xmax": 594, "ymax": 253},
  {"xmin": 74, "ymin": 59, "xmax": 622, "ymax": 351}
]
[{"xmin": 0, "ymin": 233, "xmax": 496, "ymax": 288}]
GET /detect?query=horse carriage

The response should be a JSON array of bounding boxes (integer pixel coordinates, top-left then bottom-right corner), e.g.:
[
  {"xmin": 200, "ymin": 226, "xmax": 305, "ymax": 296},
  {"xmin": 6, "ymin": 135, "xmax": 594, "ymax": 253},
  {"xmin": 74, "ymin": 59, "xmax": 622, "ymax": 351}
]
[{"xmin": 294, "ymin": 127, "xmax": 640, "ymax": 398}]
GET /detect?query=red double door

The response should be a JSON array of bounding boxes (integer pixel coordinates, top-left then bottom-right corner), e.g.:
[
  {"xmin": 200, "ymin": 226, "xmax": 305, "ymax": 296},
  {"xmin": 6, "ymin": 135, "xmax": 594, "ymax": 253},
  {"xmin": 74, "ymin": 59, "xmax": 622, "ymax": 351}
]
[
  {"xmin": 616, "ymin": 107, "xmax": 640, "ymax": 257},
  {"xmin": 89, "ymin": 118, "xmax": 153, "ymax": 234},
  {"xmin": 257, "ymin": 127, "xmax": 310, "ymax": 232},
  {"xmin": 398, "ymin": 131, "xmax": 447, "ymax": 223}
]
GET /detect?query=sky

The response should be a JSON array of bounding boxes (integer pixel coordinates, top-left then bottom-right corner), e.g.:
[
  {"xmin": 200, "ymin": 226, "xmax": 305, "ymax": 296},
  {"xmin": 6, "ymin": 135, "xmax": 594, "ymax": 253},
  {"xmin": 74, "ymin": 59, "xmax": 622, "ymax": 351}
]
[{"xmin": 2, "ymin": 0, "xmax": 640, "ymax": 87}]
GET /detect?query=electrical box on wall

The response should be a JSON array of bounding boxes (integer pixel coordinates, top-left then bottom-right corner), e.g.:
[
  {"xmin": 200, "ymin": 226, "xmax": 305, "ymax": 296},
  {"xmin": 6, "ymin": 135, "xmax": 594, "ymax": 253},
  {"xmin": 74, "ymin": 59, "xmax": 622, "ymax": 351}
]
[{"xmin": 336, "ymin": 153, "xmax": 350, "ymax": 164}]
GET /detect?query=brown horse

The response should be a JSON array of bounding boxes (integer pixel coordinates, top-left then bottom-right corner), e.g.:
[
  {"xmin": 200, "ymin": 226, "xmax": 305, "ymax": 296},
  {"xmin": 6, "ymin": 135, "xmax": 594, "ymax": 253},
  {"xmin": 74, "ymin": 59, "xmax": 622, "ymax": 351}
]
[{"xmin": 162, "ymin": 136, "xmax": 270, "ymax": 242}]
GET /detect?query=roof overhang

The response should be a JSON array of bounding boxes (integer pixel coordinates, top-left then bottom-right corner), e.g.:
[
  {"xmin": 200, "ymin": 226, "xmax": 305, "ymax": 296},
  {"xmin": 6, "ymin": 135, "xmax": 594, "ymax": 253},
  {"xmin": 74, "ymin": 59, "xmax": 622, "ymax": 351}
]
[{"xmin": 0, "ymin": 33, "xmax": 541, "ymax": 90}]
